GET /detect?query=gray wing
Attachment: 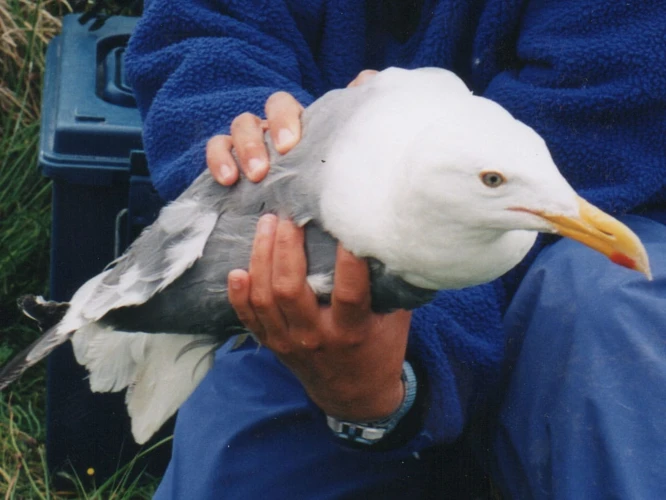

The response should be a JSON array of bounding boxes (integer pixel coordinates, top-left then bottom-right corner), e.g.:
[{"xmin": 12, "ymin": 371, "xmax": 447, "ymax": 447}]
[
  {"xmin": 69, "ymin": 85, "xmax": 366, "ymax": 325},
  {"xmin": 99, "ymin": 216, "xmax": 433, "ymax": 337},
  {"xmin": 93, "ymin": 83, "xmax": 433, "ymax": 335},
  {"xmin": 79, "ymin": 174, "xmax": 225, "ymax": 324},
  {"xmin": 100, "ymin": 219, "xmax": 338, "ymax": 337}
]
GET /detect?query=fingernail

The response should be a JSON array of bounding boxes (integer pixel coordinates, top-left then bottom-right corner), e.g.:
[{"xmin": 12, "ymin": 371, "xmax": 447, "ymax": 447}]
[
  {"xmin": 229, "ymin": 276, "xmax": 243, "ymax": 290},
  {"xmin": 248, "ymin": 157, "xmax": 267, "ymax": 179},
  {"xmin": 277, "ymin": 128, "xmax": 295, "ymax": 149},
  {"xmin": 257, "ymin": 214, "xmax": 276, "ymax": 234},
  {"xmin": 220, "ymin": 163, "xmax": 234, "ymax": 183}
]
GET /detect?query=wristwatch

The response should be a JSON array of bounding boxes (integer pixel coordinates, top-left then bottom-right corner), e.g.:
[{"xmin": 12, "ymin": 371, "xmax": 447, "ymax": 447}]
[{"xmin": 326, "ymin": 360, "xmax": 417, "ymax": 445}]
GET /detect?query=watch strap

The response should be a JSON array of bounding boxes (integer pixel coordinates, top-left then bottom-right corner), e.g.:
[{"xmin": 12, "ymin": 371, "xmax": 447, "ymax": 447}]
[{"xmin": 326, "ymin": 360, "xmax": 417, "ymax": 445}]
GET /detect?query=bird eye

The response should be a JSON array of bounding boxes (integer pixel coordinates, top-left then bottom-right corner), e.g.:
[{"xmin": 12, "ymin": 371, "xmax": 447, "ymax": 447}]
[{"xmin": 480, "ymin": 171, "xmax": 505, "ymax": 188}]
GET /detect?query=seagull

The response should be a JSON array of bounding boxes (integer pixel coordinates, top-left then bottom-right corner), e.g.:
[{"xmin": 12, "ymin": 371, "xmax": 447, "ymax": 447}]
[{"xmin": 0, "ymin": 67, "xmax": 650, "ymax": 444}]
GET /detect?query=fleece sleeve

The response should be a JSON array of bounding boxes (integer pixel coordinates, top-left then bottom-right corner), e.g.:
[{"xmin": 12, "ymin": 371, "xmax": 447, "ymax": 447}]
[
  {"xmin": 477, "ymin": 0, "xmax": 666, "ymax": 214},
  {"xmin": 125, "ymin": 0, "xmax": 325, "ymax": 201},
  {"xmin": 408, "ymin": 0, "xmax": 666, "ymax": 447}
]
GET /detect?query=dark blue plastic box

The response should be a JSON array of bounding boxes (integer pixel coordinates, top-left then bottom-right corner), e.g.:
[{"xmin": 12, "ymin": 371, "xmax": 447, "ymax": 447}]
[{"xmin": 39, "ymin": 14, "xmax": 167, "ymax": 484}]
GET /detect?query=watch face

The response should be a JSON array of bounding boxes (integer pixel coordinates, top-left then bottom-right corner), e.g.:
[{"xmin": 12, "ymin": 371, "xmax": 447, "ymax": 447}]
[{"xmin": 327, "ymin": 417, "xmax": 387, "ymax": 445}]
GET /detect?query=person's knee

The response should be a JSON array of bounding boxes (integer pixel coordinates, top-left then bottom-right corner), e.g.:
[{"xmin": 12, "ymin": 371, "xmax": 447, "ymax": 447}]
[
  {"xmin": 493, "ymin": 217, "xmax": 666, "ymax": 499},
  {"xmin": 507, "ymin": 216, "xmax": 665, "ymax": 347}
]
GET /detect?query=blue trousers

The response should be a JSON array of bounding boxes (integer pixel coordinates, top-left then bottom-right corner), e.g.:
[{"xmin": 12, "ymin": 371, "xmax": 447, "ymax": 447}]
[
  {"xmin": 491, "ymin": 215, "xmax": 666, "ymax": 499},
  {"xmin": 154, "ymin": 216, "xmax": 666, "ymax": 499}
]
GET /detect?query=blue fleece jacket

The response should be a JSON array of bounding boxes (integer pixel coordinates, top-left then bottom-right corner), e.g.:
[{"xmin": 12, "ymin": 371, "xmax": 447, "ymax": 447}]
[{"xmin": 125, "ymin": 0, "xmax": 666, "ymax": 445}]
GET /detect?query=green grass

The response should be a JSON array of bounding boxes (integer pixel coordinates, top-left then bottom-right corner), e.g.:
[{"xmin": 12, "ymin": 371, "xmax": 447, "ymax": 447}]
[{"xmin": 0, "ymin": 0, "xmax": 160, "ymax": 497}]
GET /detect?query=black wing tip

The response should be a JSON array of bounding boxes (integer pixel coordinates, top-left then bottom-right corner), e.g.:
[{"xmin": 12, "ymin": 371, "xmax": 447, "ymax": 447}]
[
  {"xmin": 17, "ymin": 296, "xmax": 69, "ymax": 331},
  {"xmin": 17, "ymin": 294, "xmax": 36, "ymax": 310}
]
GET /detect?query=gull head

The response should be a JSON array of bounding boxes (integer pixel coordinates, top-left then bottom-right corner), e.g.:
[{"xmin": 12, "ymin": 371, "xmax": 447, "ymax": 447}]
[
  {"xmin": 400, "ymin": 83, "xmax": 651, "ymax": 283},
  {"xmin": 319, "ymin": 67, "xmax": 651, "ymax": 289}
]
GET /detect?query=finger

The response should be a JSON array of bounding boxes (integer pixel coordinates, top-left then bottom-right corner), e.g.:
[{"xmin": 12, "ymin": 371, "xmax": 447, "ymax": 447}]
[
  {"xmin": 247, "ymin": 214, "xmax": 288, "ymax": 334},
  {"xmin": 227, "ymin": 269, "xmax": 263, "ymax": 335},
  {"xmin": 347, "ymin": 69, "xmax": 378, "ymax": 88},
  {"xmin": 265, "ymin": 92, "xmax": 303, "ymax": 154},
  {"xmin": 271, "ymin": 219, "xmax": 320, "ymax": 330},
  {"xmin": 206, "ymin": 135, "xmax": 239, "ymax": 186},
  {"xmin": 230, "ymin": 112, "xmax": 269, "ymax": 182},
  {"xmin": 331, "ymin": 245, "xmax": 371, "ymax": 329}
]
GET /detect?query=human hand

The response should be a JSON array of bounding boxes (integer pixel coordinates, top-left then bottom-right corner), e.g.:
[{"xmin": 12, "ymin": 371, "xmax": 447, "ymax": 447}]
[
  {"xmin": 227, "ymin": 215, "xmax": 411, "ymax": 421},
  {"xmin": 205, "ymin": 69, "xmax": 379, "ymax": 186},
  {"xmin": 205, "ymin": 91, "xmax": 303, "ymax": 185}
]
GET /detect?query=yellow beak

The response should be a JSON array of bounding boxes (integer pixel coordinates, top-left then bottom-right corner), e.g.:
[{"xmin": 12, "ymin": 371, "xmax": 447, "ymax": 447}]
[{"xmin": 538, "ymin": 196, "xmax": 651, "ymax": 279}]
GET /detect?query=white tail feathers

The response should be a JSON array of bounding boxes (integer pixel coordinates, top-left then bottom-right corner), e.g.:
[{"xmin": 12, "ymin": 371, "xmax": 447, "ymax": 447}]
[
  {"xmin": 71, "ymin": 325, "xmax": 217, "ymax": 444},
  {"xmin": 71, "ymin": 324, "xmax": 147, "ymax": 392}
]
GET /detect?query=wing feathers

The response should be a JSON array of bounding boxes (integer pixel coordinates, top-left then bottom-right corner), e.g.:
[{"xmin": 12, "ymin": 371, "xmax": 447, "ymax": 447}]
[
  {"xmin": 0, "ymin": 325, "xmax": 71, "ymax": 390},
  {"xmin": 126, "ymin": 334, "xmax": 218, "ymax": 444},
  {"xmin": 71, "ymin": 325, "xmax": 219, "ymax": 443},
  {"xmin": 79, "ymin": 200, "xmax": 219, "ymax": 323},
  {"xmin": 71, "ymin": 324, "xmax": 147, "ymax": 392}
]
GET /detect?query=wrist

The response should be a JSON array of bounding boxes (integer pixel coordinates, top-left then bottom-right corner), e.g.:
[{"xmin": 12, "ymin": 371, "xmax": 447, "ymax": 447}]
[
  {"xmin": 325, "ymin": 361, "xmax": 417, "ymax": 446},
  {"xmin": 311, "ymin": 367, "xmax": 405, "ymax": 422}
]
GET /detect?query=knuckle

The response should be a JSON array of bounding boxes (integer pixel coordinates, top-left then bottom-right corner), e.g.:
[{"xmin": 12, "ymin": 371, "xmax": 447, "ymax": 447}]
[
  {"xmin": 358, "ymin": 69, "xmax": 378, "ymax": 78},
  {"xmin": 249, "ymin": 290, "xmax": 273, "ymax": 310},
  {"xmin": 242, "ymin": 141, "xmax": 264, "ymax": 154},
  {"xmin": 272, "ymin": 280, "xmax": 301, "ymax": 301},
  {"xmin": 231, "ymin": 112, "xmax": 259, "ymax": 133},
  {"xmin": 265, "ymin": 91, "xmax": 285, "ymax": 107},
  {"xmin": 334, "ymin": 288, "xmax": 365, "ymax": 307},
  {"xmin": 266, "ymin": 91, "xmax": 302, "ymax": 120},
  {"xmin": 238, "ymin": 111, "xmax": 259, "ymax": 123},
  {"xmin": 356, "ymin": 69, "xmax": 378, "ymax": 82},
  {"xmin": 266, "ymin": 91, "xmax": 292, "ymax": 108},
  {"xmin": 205, "ymin": 134, "xmax": 221, "ymax": 151},
  {"xmin": 206, "ymin": 135, "xmax": 231, "ymax": 160},
  {"xmin": 229, "ymin": 114, "xmax": 243, "ymax": 131},
  {"xmin": 348, "ymin": 69, "xmax": 378, "ymax": 87}
]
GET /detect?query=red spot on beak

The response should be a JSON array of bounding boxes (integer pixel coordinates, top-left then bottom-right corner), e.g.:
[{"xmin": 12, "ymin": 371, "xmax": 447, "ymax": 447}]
[{"xmin": 610, "ymin": 252, "xmax": 637, "ymax": 271}]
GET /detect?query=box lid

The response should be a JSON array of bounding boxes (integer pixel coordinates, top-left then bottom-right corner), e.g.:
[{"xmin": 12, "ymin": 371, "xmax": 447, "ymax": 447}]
[{"xmin": 39, "ymin": 14, "xmax": 143, "ymax": 185}]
